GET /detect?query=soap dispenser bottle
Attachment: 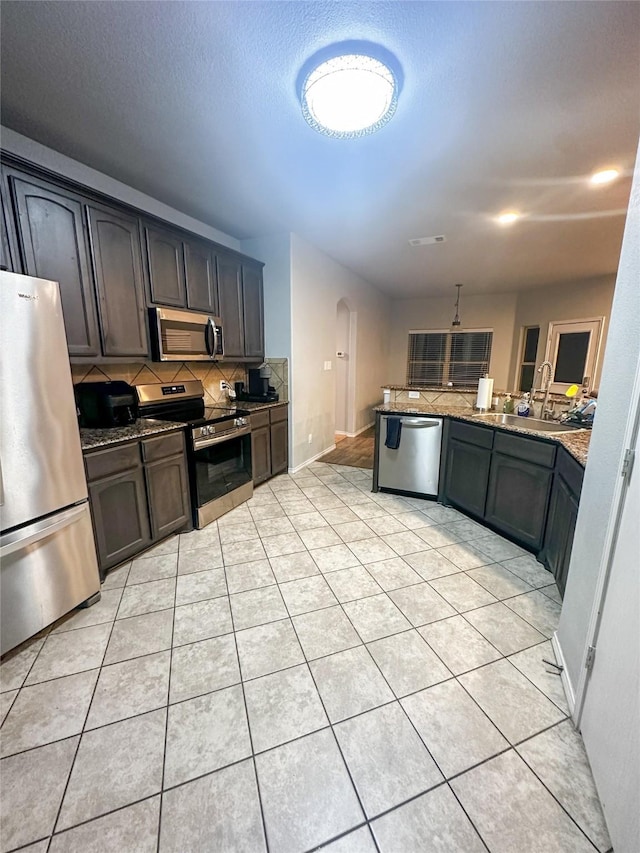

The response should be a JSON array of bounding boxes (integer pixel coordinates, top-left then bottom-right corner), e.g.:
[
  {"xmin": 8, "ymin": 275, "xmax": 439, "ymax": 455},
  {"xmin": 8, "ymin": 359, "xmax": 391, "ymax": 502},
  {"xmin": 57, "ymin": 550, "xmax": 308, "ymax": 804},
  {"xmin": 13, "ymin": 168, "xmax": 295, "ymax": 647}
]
[
  {"xmin": 516, "ymin": 392, "xmax": 531, "ymax": 417},
  {"xmin": 503, "ymin": 393, "xmax": 514, "ymax": 414}
]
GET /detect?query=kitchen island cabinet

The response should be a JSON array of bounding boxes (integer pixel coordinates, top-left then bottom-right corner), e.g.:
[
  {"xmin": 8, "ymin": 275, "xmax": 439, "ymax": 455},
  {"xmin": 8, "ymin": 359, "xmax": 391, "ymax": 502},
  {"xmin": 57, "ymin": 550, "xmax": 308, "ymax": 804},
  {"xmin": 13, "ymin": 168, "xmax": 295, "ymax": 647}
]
[
  {"xmin": 443, "ymin": 421, "xmax": 493, "ymax": 517},
  {"xmin": 84, "ymin": 428, "xmax": 190, "ymax": 576},
  {"xmin": 539, "ymin": 447, "xmax": 584, "ymax": 594}
]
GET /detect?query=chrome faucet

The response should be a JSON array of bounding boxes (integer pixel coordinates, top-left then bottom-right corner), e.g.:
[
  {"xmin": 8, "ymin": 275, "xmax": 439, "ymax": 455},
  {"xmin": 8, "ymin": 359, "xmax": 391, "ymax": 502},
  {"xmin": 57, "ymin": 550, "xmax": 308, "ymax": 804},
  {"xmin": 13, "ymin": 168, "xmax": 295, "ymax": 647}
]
[{"xmin": 531, "ymin": 361, "xmax": 555, "ymax": 419}]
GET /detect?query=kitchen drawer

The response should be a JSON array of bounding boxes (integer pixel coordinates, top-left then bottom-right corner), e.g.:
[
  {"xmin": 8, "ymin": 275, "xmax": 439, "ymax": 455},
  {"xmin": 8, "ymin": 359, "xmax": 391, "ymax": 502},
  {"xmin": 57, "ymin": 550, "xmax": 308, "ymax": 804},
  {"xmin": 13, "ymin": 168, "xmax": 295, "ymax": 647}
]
[
  {"xmin": 141, "ymin": 430, "xmax": 185, "ymax": 463},
  {"xmin": 250, "ymin": 410, "xmax": 270, "ymax": 429},
  {"xmin": 494, "ymin": 431, "xmax": 556, "ymax": 468},
  {"xmin": 85, "ymin": 442, "xmax": 141, "ymax": 481},
  {"xmin": 449, "ymin": 420, "xmax": 494, "ymax": 449},
  {"xmin": 270, "ymin": 405, "xmax": 288, "ymax": 424}
]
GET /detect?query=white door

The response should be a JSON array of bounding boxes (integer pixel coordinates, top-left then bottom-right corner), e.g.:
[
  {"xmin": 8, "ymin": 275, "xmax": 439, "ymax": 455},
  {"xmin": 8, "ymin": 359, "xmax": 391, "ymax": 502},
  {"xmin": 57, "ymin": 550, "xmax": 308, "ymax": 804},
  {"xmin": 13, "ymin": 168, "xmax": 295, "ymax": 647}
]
[
  {"xmin": 578, "ymin": 407, "xmax": 639, "ymax": 852},
  {"xmin": 546, "ymin": 318, "xmax": 603, "ymax": 394}
]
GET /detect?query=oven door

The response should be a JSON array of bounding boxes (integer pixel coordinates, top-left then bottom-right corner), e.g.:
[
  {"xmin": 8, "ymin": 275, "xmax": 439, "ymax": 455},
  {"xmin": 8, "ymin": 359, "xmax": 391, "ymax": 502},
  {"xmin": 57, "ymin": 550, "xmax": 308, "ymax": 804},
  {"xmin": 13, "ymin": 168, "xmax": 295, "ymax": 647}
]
[
  {"xmin": 191, "ymin": 428, "xmax": 253, "ymax": 527},
  {"xmin": 150, "ymin": 306, "xmax": 223, "ymax": 362}
]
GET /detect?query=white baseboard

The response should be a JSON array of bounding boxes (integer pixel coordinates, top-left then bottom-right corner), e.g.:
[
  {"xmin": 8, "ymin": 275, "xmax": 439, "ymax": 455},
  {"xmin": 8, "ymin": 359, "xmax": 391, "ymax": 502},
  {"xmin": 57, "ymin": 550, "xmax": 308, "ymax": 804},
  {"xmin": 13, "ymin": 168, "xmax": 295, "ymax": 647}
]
[
  {"xmin": 335, "ymin": 421, "xmax": 375, "ymax": 439},
  {"xmin": 551, "ymin": 631, "xmax": 576, "ymax": 717},
  {"xmin": 288, "ymin": 444, "xmax": 336, "ymax": 474}
]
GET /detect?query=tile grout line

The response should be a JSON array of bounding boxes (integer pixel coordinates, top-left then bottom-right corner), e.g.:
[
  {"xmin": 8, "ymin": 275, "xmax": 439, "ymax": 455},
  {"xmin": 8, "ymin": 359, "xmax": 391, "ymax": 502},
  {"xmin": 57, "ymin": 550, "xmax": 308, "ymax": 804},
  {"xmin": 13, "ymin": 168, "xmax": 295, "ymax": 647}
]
[
  {"xmin": 45, "ymin": 596, "xmax": 123, "ymax": 851},
  {"xmin": 155, "ymin": 550, "xmax": 179, "ymax": 853},
  {"xmin": 222, "ymin": 554, "xmax": 271, "ymax": 853}
]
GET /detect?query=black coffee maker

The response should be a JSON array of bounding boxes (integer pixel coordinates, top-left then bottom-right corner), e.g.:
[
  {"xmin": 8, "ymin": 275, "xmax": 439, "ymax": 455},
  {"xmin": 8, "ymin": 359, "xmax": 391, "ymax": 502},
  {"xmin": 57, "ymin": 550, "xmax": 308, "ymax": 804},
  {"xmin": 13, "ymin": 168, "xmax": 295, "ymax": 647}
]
[{"xmin": 235, "ymin": 368, "xmax": 278, "ymax": 402}]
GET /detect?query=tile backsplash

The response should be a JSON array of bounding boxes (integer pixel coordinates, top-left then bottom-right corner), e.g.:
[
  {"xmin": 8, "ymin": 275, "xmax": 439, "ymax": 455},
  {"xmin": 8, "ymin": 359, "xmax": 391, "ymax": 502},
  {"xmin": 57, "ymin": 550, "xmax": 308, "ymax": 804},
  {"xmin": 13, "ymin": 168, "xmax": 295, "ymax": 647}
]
[{"xmin": 72, "ymin": 357, "xmax": 289, "ymax": 405}]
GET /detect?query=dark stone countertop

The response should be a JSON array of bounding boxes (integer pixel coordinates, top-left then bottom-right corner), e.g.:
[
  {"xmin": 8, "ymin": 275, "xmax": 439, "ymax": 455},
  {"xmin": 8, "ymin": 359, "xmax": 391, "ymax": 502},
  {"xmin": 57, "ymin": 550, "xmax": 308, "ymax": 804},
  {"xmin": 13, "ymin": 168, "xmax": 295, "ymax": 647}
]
[
  {"xmin": 374, "ymin": 403, "xmax": 590, "ymax": 466},
  {"xmin": 80, "ymin": 419, "xmax": 185, "ymax": 452},
  {"xmin": 238, "ymin": 400, "xmax": 288, "ymax": 413}
]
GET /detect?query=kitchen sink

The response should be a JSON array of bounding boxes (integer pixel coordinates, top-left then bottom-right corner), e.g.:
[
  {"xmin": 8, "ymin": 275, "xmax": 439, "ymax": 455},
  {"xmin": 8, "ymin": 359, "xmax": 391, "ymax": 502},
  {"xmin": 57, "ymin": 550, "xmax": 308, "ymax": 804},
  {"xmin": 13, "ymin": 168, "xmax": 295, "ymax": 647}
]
[{"xmin": 472, "ymin": 413, "xmax": 585, "ymax": 434}]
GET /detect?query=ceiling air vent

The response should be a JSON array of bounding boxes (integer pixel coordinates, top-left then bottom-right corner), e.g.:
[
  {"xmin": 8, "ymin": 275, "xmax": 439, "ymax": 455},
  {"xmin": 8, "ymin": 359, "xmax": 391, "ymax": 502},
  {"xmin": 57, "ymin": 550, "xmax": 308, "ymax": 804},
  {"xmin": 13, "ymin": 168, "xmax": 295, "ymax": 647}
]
[{"xmin": 408, "ymin": 235, "xmax": 447, "ymax": 246}]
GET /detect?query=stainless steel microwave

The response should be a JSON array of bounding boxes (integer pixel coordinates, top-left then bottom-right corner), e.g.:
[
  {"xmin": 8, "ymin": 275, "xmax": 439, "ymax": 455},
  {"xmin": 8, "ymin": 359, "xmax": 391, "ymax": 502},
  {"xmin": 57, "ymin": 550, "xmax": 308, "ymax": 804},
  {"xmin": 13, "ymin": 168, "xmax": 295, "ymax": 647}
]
[{"xmin": 149, "ymin": 306, "xmax": 224, "ymax": 362}]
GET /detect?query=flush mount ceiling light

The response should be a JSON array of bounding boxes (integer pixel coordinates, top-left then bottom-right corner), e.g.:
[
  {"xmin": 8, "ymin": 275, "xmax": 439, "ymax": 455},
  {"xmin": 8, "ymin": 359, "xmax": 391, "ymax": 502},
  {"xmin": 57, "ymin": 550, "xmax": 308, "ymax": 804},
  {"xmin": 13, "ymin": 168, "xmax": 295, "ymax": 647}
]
[
  {"xmin": 299, "ymin": 42, "xmax": 401, "ymax": 138},
  {"xmin": 495, "ymin": 211, "xmax": 521, "ymax": 225},
  {"xmin": 590, "ymin": 168, "xmax": 620, "ymax": 185}
]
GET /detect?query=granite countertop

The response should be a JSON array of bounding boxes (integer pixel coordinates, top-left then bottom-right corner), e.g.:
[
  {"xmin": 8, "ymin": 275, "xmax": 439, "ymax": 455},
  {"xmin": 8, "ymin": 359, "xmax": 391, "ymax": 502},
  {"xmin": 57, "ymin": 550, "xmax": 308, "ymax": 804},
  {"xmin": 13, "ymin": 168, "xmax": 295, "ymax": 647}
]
[
  {"xmin": 238, "ymin": 400, "xmax": 288, "ymax": 413},
  {"xmin": 374, "ymin": 403, "xmax": 590, "ymax": 466},
  {"xmin": 80, "ymin": 419, "xmax": 185, "ymax": 452}
]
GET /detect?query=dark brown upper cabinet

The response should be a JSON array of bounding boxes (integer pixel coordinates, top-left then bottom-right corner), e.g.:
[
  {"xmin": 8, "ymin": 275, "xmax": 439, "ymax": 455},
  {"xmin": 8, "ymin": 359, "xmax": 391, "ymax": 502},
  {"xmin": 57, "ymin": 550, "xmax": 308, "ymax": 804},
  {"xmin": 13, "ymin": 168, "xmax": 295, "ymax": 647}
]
[
  {"xmin": 7, "ymin": 172, "xmax": 101, "ymax": 356},
  {"xmin": 217, "ymin": 252, "xmax": 264, "ymax": 361},
  {"xmin": 87, "ymin": 204, "xmax": 149, "ymax": 358},
  {"xmin": 184, "ymin": 238, "xmax": 218, "ymax": 315},
  {"xmin": 0, "ymin": 176, "xmax": 18, "ymax": 273},
  {"xmin": 144, "ymin": 224, "xmax": 186, "ymax": 307},
  {"xmin": 242, "ymin": 263, "xmax": 265, "ymax": 360},
  {"xmin": 217, "ymin": 252, "xmax": 244, "ymax": 359}
]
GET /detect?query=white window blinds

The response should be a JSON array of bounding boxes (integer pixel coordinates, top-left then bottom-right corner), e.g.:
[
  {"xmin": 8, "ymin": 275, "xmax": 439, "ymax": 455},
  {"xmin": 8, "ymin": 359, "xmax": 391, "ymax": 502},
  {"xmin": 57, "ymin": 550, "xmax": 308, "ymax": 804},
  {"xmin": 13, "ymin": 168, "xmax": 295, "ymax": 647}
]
[{"xmin": 407, "ymin": 330, "xmax": 493, "ymax": 387}]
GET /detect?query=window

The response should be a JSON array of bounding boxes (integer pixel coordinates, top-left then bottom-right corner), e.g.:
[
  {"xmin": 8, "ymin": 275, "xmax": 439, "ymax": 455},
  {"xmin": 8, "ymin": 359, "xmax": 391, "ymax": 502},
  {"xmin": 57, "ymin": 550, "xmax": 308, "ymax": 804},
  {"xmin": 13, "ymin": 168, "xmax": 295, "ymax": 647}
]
[
  {"xmin": 518, "ymin": 326, "xmax": 540, "ymax": 392},
  {"xmin": 407, "ymin": 330, "xmax": 493, "ymax": 388},
  {"xmin": 545, "ymin": 318, "xmax": 604, "ymax": 393}
]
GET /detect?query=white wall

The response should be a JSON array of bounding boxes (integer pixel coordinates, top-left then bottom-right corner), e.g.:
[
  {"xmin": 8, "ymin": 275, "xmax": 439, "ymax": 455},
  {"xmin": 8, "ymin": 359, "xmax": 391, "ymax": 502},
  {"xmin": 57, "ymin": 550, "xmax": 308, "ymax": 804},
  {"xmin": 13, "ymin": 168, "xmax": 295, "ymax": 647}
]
[
  {"xmin": 389, "ymin": 293, "xmax": 518, "ymax": 390},
  {"xmin": 1, "ymin": 127, "xmax": 240, "ymax": 249},
  {"xmin": 557, "ymin": 141, "xmax": 640, "ymax": 696},
  {"xmin": 290, "ymin": 234, "xmax": 390, "ymax": 469}
]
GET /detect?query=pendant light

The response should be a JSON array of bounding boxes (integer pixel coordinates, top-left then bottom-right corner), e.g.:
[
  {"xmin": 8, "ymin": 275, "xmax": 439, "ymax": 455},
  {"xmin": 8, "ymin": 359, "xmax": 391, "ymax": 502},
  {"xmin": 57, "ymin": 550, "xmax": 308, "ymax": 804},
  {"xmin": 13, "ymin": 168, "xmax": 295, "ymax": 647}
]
[{"xmin": 451, "ymin": 284, "xmax": 463, "ymax": 328}]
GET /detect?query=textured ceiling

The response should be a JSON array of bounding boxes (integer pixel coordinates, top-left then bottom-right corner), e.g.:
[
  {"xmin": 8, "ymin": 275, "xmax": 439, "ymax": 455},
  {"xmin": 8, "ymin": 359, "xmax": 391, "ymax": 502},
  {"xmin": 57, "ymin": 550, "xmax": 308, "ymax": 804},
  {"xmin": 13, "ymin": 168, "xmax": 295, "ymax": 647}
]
[{"xmin": 1, "ymin": 1, "xmax": 639, "ymax": 297}]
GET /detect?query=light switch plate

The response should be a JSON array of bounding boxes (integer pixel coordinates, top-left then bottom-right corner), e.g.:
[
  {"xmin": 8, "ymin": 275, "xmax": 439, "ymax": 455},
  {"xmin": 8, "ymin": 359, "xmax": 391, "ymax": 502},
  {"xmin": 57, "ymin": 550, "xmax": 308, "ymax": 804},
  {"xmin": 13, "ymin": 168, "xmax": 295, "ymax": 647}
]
[
  {"xmin": 324, "ymin": 361, "xmax": 332, "ymax": 371},
  {"xmin": 408, "ymin": 391, "xmax": 420, "ymax": 399}
]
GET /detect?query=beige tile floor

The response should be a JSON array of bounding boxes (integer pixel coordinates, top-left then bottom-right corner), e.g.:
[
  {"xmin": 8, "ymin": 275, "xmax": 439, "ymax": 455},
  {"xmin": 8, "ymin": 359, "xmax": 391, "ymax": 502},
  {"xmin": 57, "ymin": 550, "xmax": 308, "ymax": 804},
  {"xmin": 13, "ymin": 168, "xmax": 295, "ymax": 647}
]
[{"xmin": 0, "ymin": 463, "xmax": 612, "ymax": 853}]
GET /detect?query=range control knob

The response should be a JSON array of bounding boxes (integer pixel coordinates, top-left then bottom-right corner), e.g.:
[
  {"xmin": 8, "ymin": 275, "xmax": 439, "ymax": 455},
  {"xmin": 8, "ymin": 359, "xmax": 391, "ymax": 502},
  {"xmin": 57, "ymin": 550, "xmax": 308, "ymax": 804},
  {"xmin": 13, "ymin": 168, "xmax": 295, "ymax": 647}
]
[{"xmin": 235, "ymin": 417, "xmax": 247, "ymax": 427}]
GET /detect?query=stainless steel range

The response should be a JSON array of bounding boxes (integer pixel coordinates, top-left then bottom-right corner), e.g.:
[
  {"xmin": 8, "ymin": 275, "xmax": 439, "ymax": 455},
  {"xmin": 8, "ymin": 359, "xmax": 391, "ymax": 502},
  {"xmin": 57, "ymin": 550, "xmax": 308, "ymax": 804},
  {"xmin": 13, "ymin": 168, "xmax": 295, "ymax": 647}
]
[{"xmin": 135, "ymin": 380, "xmax": 252, "ymax": 528}]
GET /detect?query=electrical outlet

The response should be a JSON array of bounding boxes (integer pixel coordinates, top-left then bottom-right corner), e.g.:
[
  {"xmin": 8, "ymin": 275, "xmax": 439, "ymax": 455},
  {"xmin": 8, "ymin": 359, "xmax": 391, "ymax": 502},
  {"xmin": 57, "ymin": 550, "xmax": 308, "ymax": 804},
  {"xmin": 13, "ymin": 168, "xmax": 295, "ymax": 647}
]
[
  {"xmin": 220, "ymin": 381, "xmax": 229, "ymax": 391},
  {"xmin": 308, "ymin": 433, "xmax": 313, "ymax": 444},
  {"xmin": 408, "ymin": 391, "xmax": 420, "ymax": 399}
]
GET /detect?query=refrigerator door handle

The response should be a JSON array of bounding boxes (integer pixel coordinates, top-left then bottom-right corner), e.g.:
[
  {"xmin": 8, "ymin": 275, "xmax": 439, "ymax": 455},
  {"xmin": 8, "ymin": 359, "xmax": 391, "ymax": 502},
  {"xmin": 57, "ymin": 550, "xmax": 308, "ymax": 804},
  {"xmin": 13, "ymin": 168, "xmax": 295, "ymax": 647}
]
[
  {"xmin": 0, "ymin": 455, "xmax": 4, "ymax": 507},
  {"xmin": 0, "ymin": 504, "xmax": 86, "ymax": 558}
]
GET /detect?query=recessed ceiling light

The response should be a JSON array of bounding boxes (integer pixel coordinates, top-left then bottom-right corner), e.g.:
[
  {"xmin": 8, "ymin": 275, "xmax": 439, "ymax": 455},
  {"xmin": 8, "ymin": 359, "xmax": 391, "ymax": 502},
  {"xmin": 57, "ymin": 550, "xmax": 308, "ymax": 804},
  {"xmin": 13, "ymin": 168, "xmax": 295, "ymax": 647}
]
[
  {"xmin": 300, "ymin": 45, "xmax": 400, "ymax": 138},
  {"xmin": 496, "ymin": 211, "xmax": 521, "ymax": 225},
  {"xmin": 590, "ymin": 168, "xmax": 620, "ymax": 185}
]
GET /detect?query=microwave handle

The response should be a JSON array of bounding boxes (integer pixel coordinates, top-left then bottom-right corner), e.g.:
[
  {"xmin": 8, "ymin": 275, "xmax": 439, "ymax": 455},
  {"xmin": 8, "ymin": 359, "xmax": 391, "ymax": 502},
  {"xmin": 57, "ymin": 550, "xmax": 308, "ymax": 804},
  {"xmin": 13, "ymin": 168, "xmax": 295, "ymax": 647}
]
[{"xmin": 205, "ymin": 317, "xmax": 215, "ymax": 357}]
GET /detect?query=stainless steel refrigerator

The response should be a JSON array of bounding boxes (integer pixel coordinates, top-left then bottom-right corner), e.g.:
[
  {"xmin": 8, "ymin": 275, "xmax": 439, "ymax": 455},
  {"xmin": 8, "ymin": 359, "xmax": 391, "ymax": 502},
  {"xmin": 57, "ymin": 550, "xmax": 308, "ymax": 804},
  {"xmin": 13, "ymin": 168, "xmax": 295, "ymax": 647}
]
[{"xmin": 0, "ymin": 271, "xmax": 101, "ymax": 654}]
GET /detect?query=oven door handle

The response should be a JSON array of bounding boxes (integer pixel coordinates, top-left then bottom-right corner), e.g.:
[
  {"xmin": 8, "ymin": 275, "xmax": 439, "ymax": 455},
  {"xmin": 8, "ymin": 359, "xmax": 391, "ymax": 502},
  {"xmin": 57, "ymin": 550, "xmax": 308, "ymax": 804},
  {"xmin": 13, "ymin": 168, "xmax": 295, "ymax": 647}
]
[{"xmin": 193, "ymin": 425, "xmax": 251, "ymax": 450}]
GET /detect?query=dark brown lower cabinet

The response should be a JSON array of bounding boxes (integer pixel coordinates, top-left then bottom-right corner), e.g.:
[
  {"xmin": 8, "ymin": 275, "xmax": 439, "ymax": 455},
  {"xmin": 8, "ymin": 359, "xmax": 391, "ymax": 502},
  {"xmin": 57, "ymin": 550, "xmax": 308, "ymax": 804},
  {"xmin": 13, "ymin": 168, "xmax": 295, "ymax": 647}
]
[
  {"xmin": 250, "ymin": 405, "xmax": 288, "ymax": 485},
  {"xmin": 88, "ymin": 466, "xmax": 151, "ymax": 572},
  {"xmin": 485, "ymin": 453, "xmax": 553, "ymax": 550},
  {"xmin": 85, "ymin": 430, "xmax": 190, "ymax": 575},
  {"xmin": 270, "ymin": 408, "xmax": 288, "ymax": 476},
  {"xmin": 540, "ymin": 448, "xmax": 584, "ymax": 595},
  {"xmin": 145, "ymin": 453, "xmax": 191, "ymax": 539},
  {"xmin": 444, "ymin": 438, "xmax": 492, "ymax": 518}
]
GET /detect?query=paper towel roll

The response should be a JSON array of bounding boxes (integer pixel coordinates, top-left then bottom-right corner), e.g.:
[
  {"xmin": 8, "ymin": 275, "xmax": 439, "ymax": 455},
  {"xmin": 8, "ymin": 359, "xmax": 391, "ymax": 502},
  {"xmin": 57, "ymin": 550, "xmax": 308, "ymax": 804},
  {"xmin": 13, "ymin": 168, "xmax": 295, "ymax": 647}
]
[{"xmin": 476, "ymin": 377, "xmax": 494, "ymax": 410}]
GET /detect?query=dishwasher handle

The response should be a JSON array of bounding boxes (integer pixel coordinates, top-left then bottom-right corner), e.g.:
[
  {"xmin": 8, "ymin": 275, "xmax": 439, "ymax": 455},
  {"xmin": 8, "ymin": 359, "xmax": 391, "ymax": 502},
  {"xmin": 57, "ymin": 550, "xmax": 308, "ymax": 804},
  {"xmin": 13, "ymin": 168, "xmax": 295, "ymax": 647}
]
[{"xmin": 399, "ymin": 418, "xmax": 440, "ymax": 427}]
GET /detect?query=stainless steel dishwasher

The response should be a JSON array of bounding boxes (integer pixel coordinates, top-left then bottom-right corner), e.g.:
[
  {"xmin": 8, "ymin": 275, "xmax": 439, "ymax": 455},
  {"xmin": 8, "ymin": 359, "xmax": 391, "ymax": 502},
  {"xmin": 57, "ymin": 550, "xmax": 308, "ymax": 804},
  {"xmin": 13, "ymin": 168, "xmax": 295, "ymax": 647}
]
[{"xmin": 377, "ymin": 415, "xmax": 443, "ymax": 496}]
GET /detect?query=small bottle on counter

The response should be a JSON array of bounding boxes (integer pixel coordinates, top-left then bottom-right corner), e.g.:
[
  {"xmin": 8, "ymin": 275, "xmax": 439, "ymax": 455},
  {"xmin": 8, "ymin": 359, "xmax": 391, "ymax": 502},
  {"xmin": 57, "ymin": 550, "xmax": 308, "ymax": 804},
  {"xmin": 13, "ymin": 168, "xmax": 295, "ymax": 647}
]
[
  {"xmin": 503, "ymin": 393, "xmax": 514, "ymax": 414},
  {"xmin": 516, "ymin": 392, "xmax": 531, "ymax": 417},
  {"xmin": 383, "ymin": 388, "xmax": 391, "ymax": 405}
]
